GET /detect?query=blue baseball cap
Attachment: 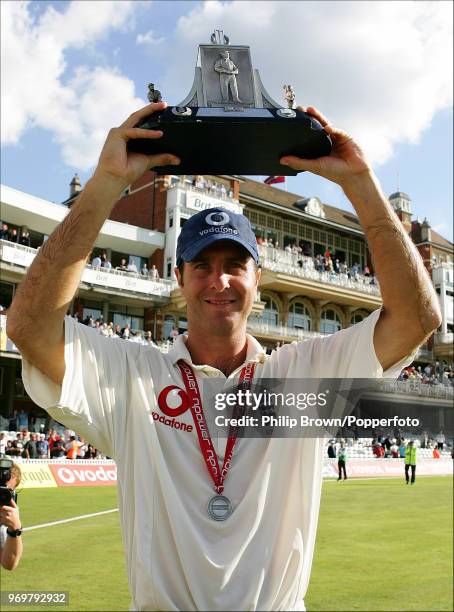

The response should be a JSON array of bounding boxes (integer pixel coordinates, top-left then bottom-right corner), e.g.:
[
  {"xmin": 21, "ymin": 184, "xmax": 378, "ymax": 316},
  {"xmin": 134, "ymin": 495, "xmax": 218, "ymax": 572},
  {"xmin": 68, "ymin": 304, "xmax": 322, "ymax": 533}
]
[{"xmin": 176, "ymin": 207, "xmax": 259, "ymax": 265}]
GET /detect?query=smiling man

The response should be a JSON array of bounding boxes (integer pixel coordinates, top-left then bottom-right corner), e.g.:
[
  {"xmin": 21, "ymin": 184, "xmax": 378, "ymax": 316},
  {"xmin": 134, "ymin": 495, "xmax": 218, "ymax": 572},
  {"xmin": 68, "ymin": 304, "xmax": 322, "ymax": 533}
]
[{"xmin": 6, "ymin": 101, "xmax": 441, "ymax": 611}]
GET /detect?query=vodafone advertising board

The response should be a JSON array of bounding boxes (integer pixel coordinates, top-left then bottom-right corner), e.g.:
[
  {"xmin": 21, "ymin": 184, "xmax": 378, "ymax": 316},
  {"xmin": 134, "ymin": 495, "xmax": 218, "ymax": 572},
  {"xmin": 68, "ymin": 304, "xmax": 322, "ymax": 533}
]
[
  {"xmin": 17, "ymin": 459, "xmax": 452, "ymax": 488},
  {"xmin": 49, "ymin": 463, "xmax": 117, "ymax": 487}
]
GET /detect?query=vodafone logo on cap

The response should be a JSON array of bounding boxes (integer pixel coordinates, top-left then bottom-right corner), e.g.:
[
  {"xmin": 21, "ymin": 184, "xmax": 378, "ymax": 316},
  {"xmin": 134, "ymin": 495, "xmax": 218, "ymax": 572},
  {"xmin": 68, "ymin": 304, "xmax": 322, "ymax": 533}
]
[{"xmin": 205, "ymin": 211, "xmax": 230, "ymax": 226}]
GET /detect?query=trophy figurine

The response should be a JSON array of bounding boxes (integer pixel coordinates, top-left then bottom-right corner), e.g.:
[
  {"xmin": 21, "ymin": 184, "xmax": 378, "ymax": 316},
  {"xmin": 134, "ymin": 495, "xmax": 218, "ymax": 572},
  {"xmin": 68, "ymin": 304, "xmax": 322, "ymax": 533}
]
[
  {"xmin": 147, "ymin": 83, "xmax": 162, "ymax": 103},
  {"xmin": 283, "ymin": 85, "xmax": 296, "ymax": 109},
  {"xmin": 128, "ymin": 30, "xmax": 332, "ymax": 175}
]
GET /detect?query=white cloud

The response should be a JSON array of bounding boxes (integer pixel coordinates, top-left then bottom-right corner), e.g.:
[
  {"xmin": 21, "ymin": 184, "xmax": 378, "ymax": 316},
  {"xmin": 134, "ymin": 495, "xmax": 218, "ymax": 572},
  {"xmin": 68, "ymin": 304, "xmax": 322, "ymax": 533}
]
[
  {"xmin": 158, "ymin": 0, "xmax": 453, "ymax": 166},
  {"xmin": 2, "ymin": 1, "xmax": 452, "ymax": 173},
  {"xmin": 136, "ymin": 29, "xmax": 165, "ymax": 45},
  {"xmin": 1, "ymin": 0, "xmax": 143, "ymax": 170}
]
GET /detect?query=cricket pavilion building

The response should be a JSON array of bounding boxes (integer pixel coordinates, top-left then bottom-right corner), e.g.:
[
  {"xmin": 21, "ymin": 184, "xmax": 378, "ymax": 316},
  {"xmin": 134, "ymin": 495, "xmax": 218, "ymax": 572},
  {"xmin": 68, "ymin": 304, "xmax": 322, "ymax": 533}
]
[{"xmin": 0, "ymin": 172, "xmax": 452, "ymax": 428}]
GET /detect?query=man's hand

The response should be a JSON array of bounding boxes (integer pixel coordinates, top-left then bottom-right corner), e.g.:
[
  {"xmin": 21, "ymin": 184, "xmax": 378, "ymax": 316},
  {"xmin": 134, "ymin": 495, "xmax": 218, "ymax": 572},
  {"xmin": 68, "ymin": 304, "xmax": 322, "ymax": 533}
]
[
  {"xmin": 0, "ymin": 500, "xmax": 21, "ymax": 531},
  {"xmin": 93, "ymin": 101, "xmax": 180, "ymax": 192},
  {"xmin": 280, "ymin": 106, "xmax": 371, "ymax": 188}
]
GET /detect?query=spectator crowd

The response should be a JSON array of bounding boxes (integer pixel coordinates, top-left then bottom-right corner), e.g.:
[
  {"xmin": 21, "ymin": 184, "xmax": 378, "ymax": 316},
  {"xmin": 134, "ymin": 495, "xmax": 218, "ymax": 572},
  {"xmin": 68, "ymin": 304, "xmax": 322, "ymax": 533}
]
[
  {"xmin": 256, "ymin": 238, "xmax": 377, "ymax": 285},
  {"xmin": 0, "ymin": 429, "xmax": 102, "ymax": 460},
  {"xmin": 190, "ymin": 176, "xmax": 234, "ymax": 199},
  {"xmin": 327, "ymin": 428, "xmax": 453, "ymax": 460},
  {"xmin": 398, "ymin": 362, "xmax": 454, "ymax": 387},
  {"xmin": 74, "ymin": 315, "xmax": 178, "ymax": 347},
  {"xmin": 1, "ymin": 223, "xmax": 162, "ymax": 283},
  {"xmin": 0, "ymin": 223, "xmax": 31, "ymax": 247},
  {"xmin": 90, "ymin": 251, "xmax": 160, "ymax": 280}
]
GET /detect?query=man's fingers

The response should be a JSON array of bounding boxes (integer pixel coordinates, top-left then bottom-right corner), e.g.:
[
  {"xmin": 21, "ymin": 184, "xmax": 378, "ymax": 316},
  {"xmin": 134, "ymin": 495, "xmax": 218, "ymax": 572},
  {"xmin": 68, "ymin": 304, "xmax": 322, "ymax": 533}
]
[
  {"xmin": 147, "ymin": 153, "xmax": 181, "ymax": 169},
  {"xmin": 280, "ymin": 156, "xmax": 323, "ymax": 175},
  {"xmin": 305, "ymin": 106, "xmax": 330, "ymax": 127},
  {"xmin": 123, "ymin": 128, "xmax": 164, "ymax": 141},
  {"xmin": 120, "ymin": 101, "xmax": 167, "ymax": 129}
]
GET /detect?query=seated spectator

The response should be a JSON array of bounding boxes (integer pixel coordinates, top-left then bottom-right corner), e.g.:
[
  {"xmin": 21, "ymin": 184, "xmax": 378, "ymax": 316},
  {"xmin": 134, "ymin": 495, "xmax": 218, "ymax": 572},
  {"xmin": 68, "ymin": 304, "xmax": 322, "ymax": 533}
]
[
  {"xmin": 436, "ymin": 430, "xmax": 445, "ymax": 450},
  {"xmin": 130, "ymin": 331, "xmax": 143, "ymax": 343},
  {"xmin": 91, "ymin": 253, "xmax": 102, "ymax": 267},
  {"xmin": 36, "ymin": 434, "xmax": 49, "ymax": 459},
  {"xmin": 141, "ymin": 263, "xmax": 149, "ymax": 276},
  {"xmin": 390, "ymin": 443, "xmax": 399, "ymax": 458},
  {"xmin": 77, "ymin": 438, "xmax": 88, "ymax": 459},
  {"xmin": 7, "ymin": 439, "xmax": 22, "ymax": 458},
  {"xmin": 0, "ymin": 433, "xmax": 7, "ymax": 455},
  {"xmin": 8, "ymin": 228, "xmax": 19, "ymax": 243},
  {"xmin": 127, "ymin": 261, "xmax": 138, "ymax": 274},
  {"xmin": 23, "ymin": 433, "xmax": 38, "ymax": 459},
  {"xmin": 350, "ymin": 262, "xmax": 359, "ymax": 280},
  {"xmin": 433, "ymin": 447, "xmax": 440, "ymax": 459},
  {"xmin": 66, "ymin": 436, "xmax": 79, "ymax": 460},
  {"xmin": 100, "ymin": 252, "xmax": 112, "ymax": 269},
  {"xmin": 340, "ymin": 262, "xmax": 348, "ymax": 274},
  {"xmin": 194, "ymin": 175, "xmax": 206, "ymax": 190},
  {"xmin": 383, "ymin": 436, "xmax": 392, "ymax": 451},
  {"xmin": 113, "ymin": 324, "xmax": 122, "ymax": 337},
  {"xmin": 373, "ymin": 443, "xmax": 384, "ymax": 458},
  {"xmin": 84, "ymin": 444, "xmax": 98, "ymax": 459},
  {"xmin": 143, "ymin": 331, "xmax": 157, "ymax": 347},
  {"xmin": 0, "ymin": 223, "xmax": 9, "ymax": 241},
  {"xmin": 99, "ymin": 323, "xmax": 111, "ymax": 337},
  {"xmin": 116, "ymin": 258, "xmax": 128, "ymax": 271},
  {"xmin": 19, "ymin": 231, "xmax": 30, "ymax": 247},
  {"xmin": 169, "ymin": 326, "xmax": 179, "ymax": 341},
  {"xmin": 150, "ymin": 264, "xmax": 159, "ymax": 280},
  {"xmin": 50, "ymin": 437, "xmax": 66, "ymax": 458},
  {"xmin": 47, "ymin": 429, "xmax": 59, "ymax": 453}
]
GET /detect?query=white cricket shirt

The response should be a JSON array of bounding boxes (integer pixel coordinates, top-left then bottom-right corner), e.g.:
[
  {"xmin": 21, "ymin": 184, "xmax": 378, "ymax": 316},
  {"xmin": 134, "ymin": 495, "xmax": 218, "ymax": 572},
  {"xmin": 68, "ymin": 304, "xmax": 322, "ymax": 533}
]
[{"xmin": 22, "ymin": 308, "xmax": 415, "ymax": 611}]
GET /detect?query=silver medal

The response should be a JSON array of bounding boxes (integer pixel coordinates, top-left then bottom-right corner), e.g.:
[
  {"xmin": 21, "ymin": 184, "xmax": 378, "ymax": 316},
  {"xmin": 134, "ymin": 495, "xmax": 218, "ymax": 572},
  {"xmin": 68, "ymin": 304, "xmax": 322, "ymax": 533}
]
[{"xmin": 207, "ymin": 494, "xmax": 233, "ymax": 521}]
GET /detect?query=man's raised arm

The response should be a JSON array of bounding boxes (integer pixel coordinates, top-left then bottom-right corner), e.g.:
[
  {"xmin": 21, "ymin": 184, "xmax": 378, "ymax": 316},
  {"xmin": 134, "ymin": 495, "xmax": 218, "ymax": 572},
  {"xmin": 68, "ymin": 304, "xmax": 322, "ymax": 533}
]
[
  {"xmin": 280, "ymin": 106, "xmax": 442, "ymax": 371},
  {"xmin": 6, "ymin": 101, "xmax": 180, "ymax": 385}
]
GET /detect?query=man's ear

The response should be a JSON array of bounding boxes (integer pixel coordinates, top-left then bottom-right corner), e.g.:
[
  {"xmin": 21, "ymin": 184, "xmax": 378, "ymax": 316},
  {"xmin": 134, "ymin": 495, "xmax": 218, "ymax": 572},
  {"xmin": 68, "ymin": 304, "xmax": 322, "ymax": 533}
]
[
  {"xmin": 175, "ymin": 266, "xmax": 183, "ymax": 288},
  {"xmin": 255, "ymin": 266, "xmax": 262, "ymax": 287}
]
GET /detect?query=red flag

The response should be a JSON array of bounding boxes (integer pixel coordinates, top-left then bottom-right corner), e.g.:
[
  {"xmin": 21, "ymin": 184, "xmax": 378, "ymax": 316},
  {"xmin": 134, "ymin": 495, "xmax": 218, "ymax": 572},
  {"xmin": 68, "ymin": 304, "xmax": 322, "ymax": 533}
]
[{"xmin": 264, "ymin": 176, "xmax": 285, "ymax": 185}]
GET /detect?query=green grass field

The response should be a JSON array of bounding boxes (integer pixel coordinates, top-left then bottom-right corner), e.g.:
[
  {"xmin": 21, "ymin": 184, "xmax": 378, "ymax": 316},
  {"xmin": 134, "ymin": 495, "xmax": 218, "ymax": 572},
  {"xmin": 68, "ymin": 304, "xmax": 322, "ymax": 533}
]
[{"xmin": 1, "ymin": 477, "xmax": 452, "ymax": 611}]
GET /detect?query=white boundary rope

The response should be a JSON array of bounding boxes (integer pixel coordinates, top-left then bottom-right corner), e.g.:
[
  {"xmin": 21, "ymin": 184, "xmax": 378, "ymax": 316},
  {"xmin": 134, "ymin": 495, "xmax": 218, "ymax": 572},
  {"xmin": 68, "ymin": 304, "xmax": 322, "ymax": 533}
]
[{"xmin": 23, "ymin": 508, "xmax": 119, "ymax": 532}]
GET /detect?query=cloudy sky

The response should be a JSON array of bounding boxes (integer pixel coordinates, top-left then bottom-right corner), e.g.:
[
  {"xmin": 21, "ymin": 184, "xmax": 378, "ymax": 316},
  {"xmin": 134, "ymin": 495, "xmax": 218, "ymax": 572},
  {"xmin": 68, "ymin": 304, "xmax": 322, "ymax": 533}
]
[{"xmin": 1, "ymin": 0, "xmax": 453, "ymax": 240}]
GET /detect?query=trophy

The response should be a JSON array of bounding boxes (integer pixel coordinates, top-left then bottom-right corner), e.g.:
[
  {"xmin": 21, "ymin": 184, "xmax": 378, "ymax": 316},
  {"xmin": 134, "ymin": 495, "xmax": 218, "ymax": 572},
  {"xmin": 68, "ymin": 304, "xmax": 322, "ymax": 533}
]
[{"xmin": 128, "ymin": 30, "xmax": 332, "ymax": 175}]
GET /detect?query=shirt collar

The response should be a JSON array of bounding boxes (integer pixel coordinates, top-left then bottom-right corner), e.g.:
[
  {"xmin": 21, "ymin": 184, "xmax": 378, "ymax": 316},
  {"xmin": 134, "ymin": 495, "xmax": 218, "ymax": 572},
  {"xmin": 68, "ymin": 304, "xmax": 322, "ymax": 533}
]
[{"xmin": 167, "ymin": 333, "xmax": 266, "ymax": 370}]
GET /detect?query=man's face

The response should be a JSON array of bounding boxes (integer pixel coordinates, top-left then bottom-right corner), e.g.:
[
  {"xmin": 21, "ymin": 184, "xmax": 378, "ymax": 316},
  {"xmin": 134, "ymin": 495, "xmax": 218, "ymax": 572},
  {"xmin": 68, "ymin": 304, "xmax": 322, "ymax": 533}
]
[{"xmin": 175, "ymin": 241, "xmax": 260, "ymax": 336}]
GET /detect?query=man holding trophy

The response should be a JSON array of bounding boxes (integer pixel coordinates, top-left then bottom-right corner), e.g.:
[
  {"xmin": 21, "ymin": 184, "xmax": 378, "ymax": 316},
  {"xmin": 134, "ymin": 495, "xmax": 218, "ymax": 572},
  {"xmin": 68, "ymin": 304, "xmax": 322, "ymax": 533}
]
[{"xmin": 6, "ymin": 32, "xmax": 440, "ymax": 612}]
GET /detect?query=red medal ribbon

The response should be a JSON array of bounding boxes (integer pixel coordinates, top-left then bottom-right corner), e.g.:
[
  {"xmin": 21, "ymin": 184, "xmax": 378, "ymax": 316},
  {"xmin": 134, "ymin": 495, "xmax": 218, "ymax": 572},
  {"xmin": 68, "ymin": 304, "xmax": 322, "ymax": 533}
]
[{"xmin": 177, "ymin": 359, "xmax": 256, "ymax": 495}]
